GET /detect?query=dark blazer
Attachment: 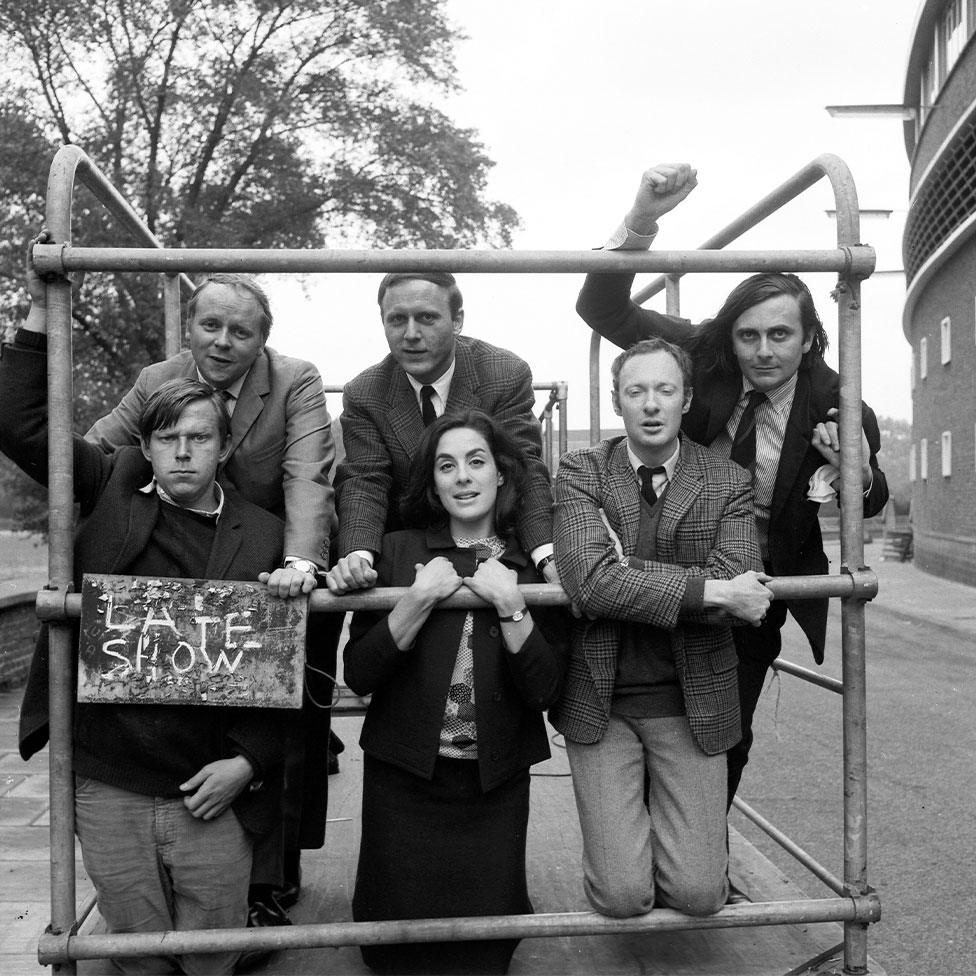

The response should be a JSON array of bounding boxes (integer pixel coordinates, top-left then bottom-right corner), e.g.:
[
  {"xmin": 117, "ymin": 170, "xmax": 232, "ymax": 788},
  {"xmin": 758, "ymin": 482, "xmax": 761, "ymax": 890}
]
[
  {"xmin": 343, "ymin": 527, "xmax": 570, "ymax": 792},
  {"xmin": 550, "ymin": 436, "xmax": 761, "ymax": 755},
  {"xmin": 0, "ymin": 332, "xmax": 290, "ymax": 835},
  {"xmin": 85, "ymin": 344, "xmax": 336, "ymax": 567},
  {"xmin": 334, "ymin": 336, "xmax": 554, "ymax": 559},
  {"xmin": 576, "ymin": 271, "xmax": 889, "ymax": 662}
]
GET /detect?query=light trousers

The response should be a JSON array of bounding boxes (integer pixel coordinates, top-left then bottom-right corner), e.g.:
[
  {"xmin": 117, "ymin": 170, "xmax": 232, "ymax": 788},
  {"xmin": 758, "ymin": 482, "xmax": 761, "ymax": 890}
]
[
  {"xmin": 74, "ymin": 777, "xmax": 252, "ymax": 975},
  {"xmin": 565, "ymin": 713, "xmax": 728, "ymax": 918}
]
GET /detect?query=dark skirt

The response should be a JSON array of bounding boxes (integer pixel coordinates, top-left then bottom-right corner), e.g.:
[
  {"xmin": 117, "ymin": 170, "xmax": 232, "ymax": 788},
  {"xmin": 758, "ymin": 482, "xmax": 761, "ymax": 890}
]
[{"xmin": 353, "ymin": 753, "xmax": 533, "ymax": 975}]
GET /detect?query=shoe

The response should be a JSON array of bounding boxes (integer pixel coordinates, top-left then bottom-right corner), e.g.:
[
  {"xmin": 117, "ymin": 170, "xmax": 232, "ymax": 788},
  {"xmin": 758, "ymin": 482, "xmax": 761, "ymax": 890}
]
[
  {"xmin": 247, "ymin": 892, "xmax": 293, "ymax": 927},
  {"xmin": 275, "ymin": 880, "xmax": 301, "ymax": 910},
  {"xmin": 726, "ymin": 881, "xmax": 751, "ymax": 905}
]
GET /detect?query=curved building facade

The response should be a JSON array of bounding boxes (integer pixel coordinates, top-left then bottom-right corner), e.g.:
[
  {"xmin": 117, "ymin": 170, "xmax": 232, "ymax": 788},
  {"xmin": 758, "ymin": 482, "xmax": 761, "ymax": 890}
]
[{"xmin": 903, "ymin": 0, "xmax": 976, "ymax": 583}]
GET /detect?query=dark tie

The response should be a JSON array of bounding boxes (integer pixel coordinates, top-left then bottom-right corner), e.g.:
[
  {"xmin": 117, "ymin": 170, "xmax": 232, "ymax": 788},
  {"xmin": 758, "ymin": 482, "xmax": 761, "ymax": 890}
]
[
  {"xmin": 637, "ymin": 465, "xmax": 667, "ymax": 507},
  {"xmin": 729, "ymin": 390, "xmax": 767, "ymax": 474},
  {"xmin": 420, "ymin": 385, "xmax": 436, "ymax": 427}
]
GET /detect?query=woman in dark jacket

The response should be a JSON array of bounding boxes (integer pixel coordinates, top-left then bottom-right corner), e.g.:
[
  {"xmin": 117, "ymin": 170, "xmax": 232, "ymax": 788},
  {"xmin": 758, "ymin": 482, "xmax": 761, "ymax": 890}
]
[{"xmin": 343, "ymin": 409, "xmax": 569, "ymax": 975}]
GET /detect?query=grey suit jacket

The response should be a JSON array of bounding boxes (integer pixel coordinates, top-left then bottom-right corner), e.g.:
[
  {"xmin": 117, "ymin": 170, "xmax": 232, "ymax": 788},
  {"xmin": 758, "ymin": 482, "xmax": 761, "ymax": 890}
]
[
  {"xmin": 550, "ymin": 436, "xmax": 761, "ymax": 754},
  {"xmin": 86, "ymin": 345, "xmax": 336, "ymax": 567}
]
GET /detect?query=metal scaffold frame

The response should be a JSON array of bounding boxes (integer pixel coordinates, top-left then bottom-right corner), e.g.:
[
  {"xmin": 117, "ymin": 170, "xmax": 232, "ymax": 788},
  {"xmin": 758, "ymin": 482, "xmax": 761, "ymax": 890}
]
[{"xmin": 31, "ymin": 145, "xmax": 880, "ymax": 973}]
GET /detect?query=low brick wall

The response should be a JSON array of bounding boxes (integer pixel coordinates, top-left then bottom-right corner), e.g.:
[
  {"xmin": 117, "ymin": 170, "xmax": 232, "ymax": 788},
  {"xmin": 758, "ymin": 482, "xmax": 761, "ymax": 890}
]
[{"xmin": 0, "ymin": 591, "xmax": 39, "ymax": 688}]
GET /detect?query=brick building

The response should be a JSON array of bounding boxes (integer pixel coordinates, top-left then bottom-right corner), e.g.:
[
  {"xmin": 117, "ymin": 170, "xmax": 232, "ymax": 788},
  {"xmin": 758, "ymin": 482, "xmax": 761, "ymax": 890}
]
[{"xmin": 902, "ymin": 0, "xmax": 976, "ymax": 583}]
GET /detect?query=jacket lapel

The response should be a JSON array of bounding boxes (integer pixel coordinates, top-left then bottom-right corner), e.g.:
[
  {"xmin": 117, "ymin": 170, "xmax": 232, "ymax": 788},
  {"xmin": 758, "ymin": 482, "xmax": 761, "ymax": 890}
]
[
  {"xmin": 655, "ymin": 438, "xmax": 703, "ymax": 563},
  {"xmin": 604, "ymin": 441, "xmax": 642, "ymax": 554},
  {"xmin": 111, "ymin": 490, "xmax": 160, "ymax": 573},
  {"xmin": 205, "ymin": 502, "xmax": 244, "ymax": 579},
  {"xmin": 227, "ymin": 350, "xmax": 270, "ymax": 455},
  {"xmin": 444, "ymin": 339, "xmax": 481, "ymax": 411},
  {"xmin": 388, "ymin": 366, "xmax": 427, "ymax": 461}
]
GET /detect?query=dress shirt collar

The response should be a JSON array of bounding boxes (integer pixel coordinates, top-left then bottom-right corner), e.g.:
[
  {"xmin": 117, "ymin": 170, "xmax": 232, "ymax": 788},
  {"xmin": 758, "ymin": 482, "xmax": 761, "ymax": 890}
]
[
  {"xmin": 139, "ymin": 478, "xmax": 225, "ymax": 520},
  {"xmin": 626, "ymin": 439, "xmax": 680, "ymax": 483},
  {"xmin": 741, "ymin": 371, "xmax": 797, "ymax": 418},
  {"xmin": 406, "ymin": 359, "xmax": 456, "ymax": 414},
  {"xmin": 196, "ymin": 367, "xmax": 249, "ymax": 411}
]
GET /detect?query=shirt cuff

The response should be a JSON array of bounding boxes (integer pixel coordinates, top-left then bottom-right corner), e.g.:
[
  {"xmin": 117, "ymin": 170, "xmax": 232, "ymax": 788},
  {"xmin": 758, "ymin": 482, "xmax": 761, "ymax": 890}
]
[
  {"xmin": 530, "ymin": 544, "xmax": 554, "ymax": 569},
  {"xmin": 350, "ymin": 550, "xmax": 375, "ymax": 567},
  {"xmin": 605, "ymin": 222, "xmax": 658, "ymax": 251}
]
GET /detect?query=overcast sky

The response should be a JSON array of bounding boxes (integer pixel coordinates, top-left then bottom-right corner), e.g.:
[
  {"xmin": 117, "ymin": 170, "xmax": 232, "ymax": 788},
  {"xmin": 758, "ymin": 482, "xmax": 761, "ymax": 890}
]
[{"xmin": 266, "ymin": 0, "xmax": 922, "ymax": 430}]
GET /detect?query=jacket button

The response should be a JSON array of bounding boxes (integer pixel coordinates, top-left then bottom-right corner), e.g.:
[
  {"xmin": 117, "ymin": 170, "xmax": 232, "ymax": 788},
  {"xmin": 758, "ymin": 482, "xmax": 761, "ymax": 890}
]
[
  {"xmin": 493, "ymin": 692, "xmax": 502, "ymax": 702},
  {"xmin": 488, "ymin": 625, "xmax": 499, "ymax": 638}
]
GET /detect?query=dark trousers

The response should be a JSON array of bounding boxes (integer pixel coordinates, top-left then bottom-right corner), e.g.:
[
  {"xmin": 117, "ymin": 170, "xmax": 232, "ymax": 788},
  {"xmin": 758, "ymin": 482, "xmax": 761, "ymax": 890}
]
[
  {"xmin": 250, "ymin": 610, "xmax": 344, "ymax": 888},
  {"xmin": 726, "ymin": 598, "xmax": 789, "ymax": 809}
]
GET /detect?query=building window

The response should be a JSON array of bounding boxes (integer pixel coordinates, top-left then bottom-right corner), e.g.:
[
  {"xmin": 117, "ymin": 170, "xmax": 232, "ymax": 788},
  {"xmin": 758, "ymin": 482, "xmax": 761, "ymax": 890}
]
[
  {"xmin": 941, "ymin": 316, "xmax": 951, "ymax": 363},
  {"xmin": 942, "ymin": 430, "xmax": 952, "ymax": 477},
  {"xmin": 920, "ymin": 336, "xmax": 928, "ymax": 379},
  {"xmin": 910, "ymin": 443, "xmax": 917, "ymax": 482},
  {"xmin": 921, "ymin": 438, "xmax": 928, "ymax": 480},
  {"xmin": 945, "ymin": 0, "xmax": 966, "ymax": 74}
]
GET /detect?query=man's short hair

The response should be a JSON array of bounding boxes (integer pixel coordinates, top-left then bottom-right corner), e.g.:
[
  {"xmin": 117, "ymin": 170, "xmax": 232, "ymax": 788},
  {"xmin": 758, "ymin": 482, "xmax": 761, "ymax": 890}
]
[
  {"xmin": 610, "ymin": 337, "xmax": 694, "ymax": 396},
  {"xmin": 138, "ymin": 379, "xmax": 231, "ymax": 443},
  {"xmin": 376, "ymin": 272, "xmax": 464, "ymax": 319},
  {"xmin": 187, "ymin": 273, "xmax": 273, "ymax": 341},
  {"xmin": 696, "ymin": 273, "xmax": 828, "ymax": 376}
]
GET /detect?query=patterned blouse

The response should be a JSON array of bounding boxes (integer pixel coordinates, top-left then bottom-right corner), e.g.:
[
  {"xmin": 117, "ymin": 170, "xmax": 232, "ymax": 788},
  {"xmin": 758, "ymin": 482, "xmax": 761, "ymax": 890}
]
[{"xmin": 438, "ymin": 534, "xmax": 506, "ymax": 759}]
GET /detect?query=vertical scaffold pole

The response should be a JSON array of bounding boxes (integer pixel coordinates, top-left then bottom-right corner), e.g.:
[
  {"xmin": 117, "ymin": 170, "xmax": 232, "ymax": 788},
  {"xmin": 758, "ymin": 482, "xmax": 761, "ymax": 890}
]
[
  {"xmin": 836, "ymin": 270, "xmax": 870, "ymax": 976},
  {"xmin": 44, "ymin": 269, "xmax": 78, "ymax": 975},
  {"xmin": 665, "ymin": 274, "xmax": 681, "ymax": 316},
  {"xmin": 163, "ymin": 274, "xmax": 182, "ymax": 358}
]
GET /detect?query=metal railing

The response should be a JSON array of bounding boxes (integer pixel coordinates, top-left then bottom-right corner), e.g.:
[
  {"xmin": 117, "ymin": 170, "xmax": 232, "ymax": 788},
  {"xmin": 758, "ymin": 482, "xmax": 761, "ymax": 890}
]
[
  {"xmin": 322, "ymin": 382, "xmax": 569, "ymax": 476},
  {"xmin": 31, "ymin": 145, "xmax": 880, "ymax": 973}
]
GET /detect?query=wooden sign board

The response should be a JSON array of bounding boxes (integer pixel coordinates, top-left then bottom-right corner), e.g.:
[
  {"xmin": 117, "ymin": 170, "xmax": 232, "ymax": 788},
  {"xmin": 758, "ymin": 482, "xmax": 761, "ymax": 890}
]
[{"xmin": 78, "ymin": 574, "xmax": 307, "ymax": 708}]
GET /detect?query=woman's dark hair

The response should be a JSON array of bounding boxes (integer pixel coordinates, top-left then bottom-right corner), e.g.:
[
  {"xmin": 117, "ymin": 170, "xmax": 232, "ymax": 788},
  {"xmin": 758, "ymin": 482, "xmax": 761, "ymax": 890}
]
[
  {"xmin": 692, "ymin": 272, "xmax": 829, "ymax": 377},
  {"xmin": 399, "ymin": 409, "xmax": 527, "ymax": 538}
]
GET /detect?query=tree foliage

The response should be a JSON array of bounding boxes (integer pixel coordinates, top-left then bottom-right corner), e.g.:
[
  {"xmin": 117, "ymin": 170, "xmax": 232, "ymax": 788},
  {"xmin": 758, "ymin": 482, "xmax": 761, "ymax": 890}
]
[{"xmin": 0, "ymin": 0, "xmax": 520, "ymax": 530}]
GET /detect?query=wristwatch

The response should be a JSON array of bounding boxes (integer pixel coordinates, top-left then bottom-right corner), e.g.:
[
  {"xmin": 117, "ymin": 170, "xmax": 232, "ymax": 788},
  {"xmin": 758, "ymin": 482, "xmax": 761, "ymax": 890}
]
[
  {"xmin": 535, "ymin": 553, "xmax": 556, "ymax": 574},
  {"xmin": 499, "ymin": 607, "xmax": 528, "ymax": 623},
  {"xmin": 287, "ymin": 558, "xmax": 318, "ymax": 576}
]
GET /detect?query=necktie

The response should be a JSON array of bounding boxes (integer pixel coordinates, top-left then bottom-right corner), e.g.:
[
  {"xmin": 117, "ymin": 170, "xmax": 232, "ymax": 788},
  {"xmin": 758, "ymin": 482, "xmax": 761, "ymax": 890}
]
[
  {"xmin": 420, "ymin": 385, "xmax": 436, "ymax": 427},
  {"xmin": 637, "ymin": 465, "xmax": 667, "ymax": 507},
  {"xmin": 729, "ymin": 390, "xmax": 767, "ymax": 474}
]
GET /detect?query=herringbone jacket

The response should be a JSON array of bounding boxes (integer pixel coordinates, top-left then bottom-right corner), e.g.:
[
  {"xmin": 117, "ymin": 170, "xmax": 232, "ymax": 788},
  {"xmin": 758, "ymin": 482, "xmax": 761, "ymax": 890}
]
[
  {"xmin": 549, "ymin": 436, "xmax": 761, "ymax": 755},
  {"xmin": 335, "ymin": 335, "xmax": 553, "ymax": 558}
]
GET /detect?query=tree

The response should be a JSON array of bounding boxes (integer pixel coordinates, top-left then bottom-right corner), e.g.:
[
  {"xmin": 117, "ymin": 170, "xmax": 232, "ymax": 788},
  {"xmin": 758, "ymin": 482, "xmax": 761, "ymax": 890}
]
[{"xmin": 0, "ymin": 0, "xmax": 520, "ymax": 530}]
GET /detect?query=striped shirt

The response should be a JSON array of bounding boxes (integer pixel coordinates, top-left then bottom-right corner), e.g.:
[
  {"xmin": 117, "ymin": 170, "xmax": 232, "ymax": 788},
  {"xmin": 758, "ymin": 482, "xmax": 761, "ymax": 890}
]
[{"xmin": 710, "ymin": 373, "xmax": 798, "ymax": 559}]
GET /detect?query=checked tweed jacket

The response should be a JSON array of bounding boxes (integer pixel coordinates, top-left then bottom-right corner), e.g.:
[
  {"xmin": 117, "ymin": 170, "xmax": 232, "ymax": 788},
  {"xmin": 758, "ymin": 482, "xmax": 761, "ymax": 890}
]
[
  {"xmin": 549, "ymin": 436, "xmax": 762, "ymax": 755},
  {"xmin": 576, "ymin": 270, "xmax": 889, "ymax": 663},
  {"xmin": 335, "ymin": 335, "xmax": 554, "ymax": 559}
]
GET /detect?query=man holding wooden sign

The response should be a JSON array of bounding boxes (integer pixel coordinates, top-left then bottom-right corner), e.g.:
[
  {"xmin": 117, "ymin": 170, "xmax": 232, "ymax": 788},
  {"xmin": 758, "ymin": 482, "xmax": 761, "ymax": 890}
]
[{"xmin": 0, "ymin": 240, "xmax": 302, "ymax": 975}]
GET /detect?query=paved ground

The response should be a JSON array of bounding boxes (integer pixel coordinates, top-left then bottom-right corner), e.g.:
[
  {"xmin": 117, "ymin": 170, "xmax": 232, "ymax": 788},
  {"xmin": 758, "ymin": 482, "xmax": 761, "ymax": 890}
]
[{"xmin": 0, "ymin": 536, "xmax": 969, "ymax": 974}]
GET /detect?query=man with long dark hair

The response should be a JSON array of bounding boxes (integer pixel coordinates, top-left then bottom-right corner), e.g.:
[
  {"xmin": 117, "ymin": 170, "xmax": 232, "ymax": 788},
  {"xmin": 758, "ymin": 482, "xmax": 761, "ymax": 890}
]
[{"xmin": 575, "ymin": 164, "xmax": 889, "ymax": 841}]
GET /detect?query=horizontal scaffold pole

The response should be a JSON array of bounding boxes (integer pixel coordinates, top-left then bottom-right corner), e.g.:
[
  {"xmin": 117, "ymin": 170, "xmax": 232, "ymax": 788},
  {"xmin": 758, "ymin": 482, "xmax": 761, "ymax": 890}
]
[
  {"xmin": 38, "ymin": 896, "xmax": 882, "ymax": 965},
  {"xmin": 30, "ymin": 244, "xmax": 876, "ymax": 277},
  {"xmin": 34, "ymin": 571, "xmax": 878, "ymax": 622}
]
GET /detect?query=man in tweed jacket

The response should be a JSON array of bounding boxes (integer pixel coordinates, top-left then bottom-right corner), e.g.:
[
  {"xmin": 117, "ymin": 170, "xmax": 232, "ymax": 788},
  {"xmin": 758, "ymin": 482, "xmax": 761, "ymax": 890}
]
[
  {"xmin": 328, "ymin": 271, "xmax": 557, "ymax": 592},
  {"xmin": 551, "ymin": 338, "xmax": 772, "ymax": 918}
]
